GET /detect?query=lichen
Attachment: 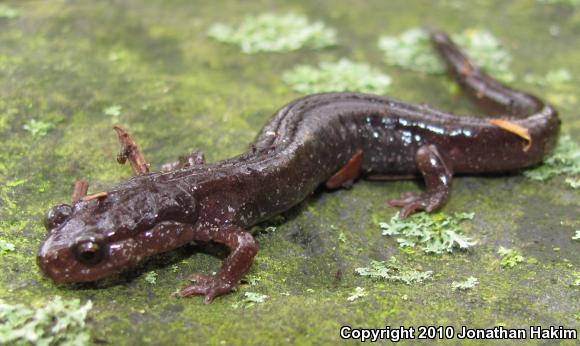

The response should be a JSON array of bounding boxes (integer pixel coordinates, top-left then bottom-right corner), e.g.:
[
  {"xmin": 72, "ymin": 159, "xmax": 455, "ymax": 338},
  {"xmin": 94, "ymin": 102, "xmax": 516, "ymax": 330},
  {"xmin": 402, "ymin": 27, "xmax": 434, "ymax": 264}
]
[
  {"xmin": 0, "ymin": 297, "xmax": 92, "ymax": 346},
  {"xmin": 451, "ymin": 276, "xmax": 479, "ymax": 291},
  {"xmin": 22, "ymin": 119, "xmax": 54, "ymax": 137},
  {"xmin": 346, "ymin": 287, "xmax": 366, "ymax": 301},
  {"xmin": 282, "ymin": 59, "xmax": 391, "ymax": 94},
  {"xmin": 144, "ymin": 271, "xmax": 158, "ymax": 284},
  {"xmin": 524, "ymin": 68, "xmax": 573, "ymax": 87},
  {"xmin": 207, "ymin": 13, "xmax": 336, "ymax": 54},
  {"xmin": 0, "ymin": 4, "xmax": 19, "ymax": 19},
  {"xmin": 537, "ymin": 0, "xmax": 580, "ymax": 6},
  {"xmin": 380, "ymin": 212, "xmax": 476, "ymax": 254},
  {"xmin": 573, "ymin": 231, "xmax": 580, "ymax": 241},
  {"xmin": 497, "ymin": 247, "xmax": 525, "ymax": 268},
  {"xmin": 378, "ymin": 28, "xmax": 514, "ymax": 82},
  {"xmin": 231, "ymin": 292, "xmax": 268, "ymax": 309},
  {"xmin": 524, "ymin": 135, "xmax": 580, "ymax": 188},
  {"xmin": 355, "ymin": 257, "xmax": 433, "ymax": 284},
  {"xmin": 0, "ymin": 239, "xmax": 15, "ymax": 254}
]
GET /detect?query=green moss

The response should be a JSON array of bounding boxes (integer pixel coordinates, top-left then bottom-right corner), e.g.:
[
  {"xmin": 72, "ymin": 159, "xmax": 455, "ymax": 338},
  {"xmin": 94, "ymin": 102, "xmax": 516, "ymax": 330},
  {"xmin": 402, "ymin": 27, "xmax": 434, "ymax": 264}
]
[
  {"xmin": 282, "ymin": 59, "xmax": 391, "ymax": 94},
  {"xmin": 378, "ymin": 28, "xmax": 515, "ymax": 82},
  {"xmin": 0, "ymin": 1, "xmax": 578, "ymax": 343},
  {"xmin": 380, "ymin": 212, "xmax": 476, "ymax": 254},
  {"xmin": 572, "ymin": 272, "xmax": 580, "ymax": 286},
  {"xmin": 207, "ymin": 13, "xmax": 336, "ymax": 54},
  {"xmin": 0, "ymin": 297, "xmax": 92, "ymax": 346}
]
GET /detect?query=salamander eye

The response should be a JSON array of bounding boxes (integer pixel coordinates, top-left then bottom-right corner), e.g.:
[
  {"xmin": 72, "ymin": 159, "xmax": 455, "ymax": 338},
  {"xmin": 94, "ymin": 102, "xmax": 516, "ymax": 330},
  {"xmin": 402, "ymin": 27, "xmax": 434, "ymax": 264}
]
[
  {"xmin": 44, "ymin": 204, "xmax": 73, "ymax": 231},
  {"xmin": 74, "ymin": 240, "xmax": 105, "ymax": 265}
]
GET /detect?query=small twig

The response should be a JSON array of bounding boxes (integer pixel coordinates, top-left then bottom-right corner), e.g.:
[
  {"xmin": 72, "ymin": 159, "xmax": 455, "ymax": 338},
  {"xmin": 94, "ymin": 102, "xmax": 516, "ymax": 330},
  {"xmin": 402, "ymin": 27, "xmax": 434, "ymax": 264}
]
[
  {"xmin": 113, "ymin": 126, "xmax": 150, "ymax": 175},
  {"xmin": 72, "ymin": 180, "xmax": 89, "ymax": 203},
  {"xmin": 82, "ymin": 191, "xmax": 108, "ymax": 201},
  {"xmin": 488, "ymin": 119, "xmax": 532, "ymax": 152}
]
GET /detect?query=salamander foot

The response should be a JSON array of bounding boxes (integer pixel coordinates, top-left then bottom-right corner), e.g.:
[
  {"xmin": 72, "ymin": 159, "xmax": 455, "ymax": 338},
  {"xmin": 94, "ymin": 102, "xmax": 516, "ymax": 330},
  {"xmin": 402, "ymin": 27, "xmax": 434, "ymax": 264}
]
[
  {"xmin": 178, "ymin": 276, "xmax": 235, "ymax": 304},
  {"xmin": 387, "ymin": 191, "xmax": 447, "ymax": 218}
]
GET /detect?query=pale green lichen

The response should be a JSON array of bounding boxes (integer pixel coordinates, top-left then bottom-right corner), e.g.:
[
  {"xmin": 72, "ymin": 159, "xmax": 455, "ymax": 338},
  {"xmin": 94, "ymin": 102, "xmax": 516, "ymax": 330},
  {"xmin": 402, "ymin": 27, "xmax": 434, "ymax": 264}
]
[
  {"xmin": 537, "ymin": 0, "xmax": 580, "ymax": 6},
  {"xmin": 524, "ymin": 135, "xmax": 580, "ymax": 188},
  {"xmin": 282, "ymin": 59, "xmax": 392, "ymax": 94},
  {"xmin": 451, "ymin": 276, "xmax": 479, "ymax": 291},
  {"xmin": 0, "ymin": 239, "xmax": 15, "ymax": 254},
  {"xmin": 573, "ymin": 231, "xmax": 580, "ymax": 241},
  {"xmin": 355, "ymin": 257, "xmax": 433, "ymax": 284},
  {"xmin": 144, "ymin": 271, "xmax": 158, "ymax": 284},
  {"xmin": 380, "ymin": 212, "xmax": 476, "ymax": 254},
  {"xmin": 104, "ymin": 105, "xmax": 122, "ymax": 124},
  {"xmin": 565, "ymin": 177, "xmax": 580, "ymax": 189},
  {"xmin": 23, "ymin": 119, "xmax": 54, "ymax": 137},
  {"xmin": 0, "ymin": 4, "xmax": 19, "ymax": 19},
  {"xmin": 0, "ymin": 297, "xmax": 92, "ymax": 346},
  {"xmin": 378, "ymin": 28, "xmax": 514, "ymax": 82},
  {"xmin": 104, "ymin": 105, "xmax": 122, "ymax": 116},
  {"xmin": 498, "ymin": 247, "xmax": 525, "ymax": 268},
  {"xmin": 241, "ymin": 274, "xmax": 261, "ymax": 286},
  {"xmin": 232, "ymin": 292, "xmax": 268, "ymax": 309},
  {"xmin": 207, "ymin": 13, "xmax": 336, "ymax": 54},
  {"xmin": 347, "ymin": 287, "xmax": 366, "ymax": 301},
  {"xmin": 523, "ymin": 68, "xmax": 573, "ymax": 87}
]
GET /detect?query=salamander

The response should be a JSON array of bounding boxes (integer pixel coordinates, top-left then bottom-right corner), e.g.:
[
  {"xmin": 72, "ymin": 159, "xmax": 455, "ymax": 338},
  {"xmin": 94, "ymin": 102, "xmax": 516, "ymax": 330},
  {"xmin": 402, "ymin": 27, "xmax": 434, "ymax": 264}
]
[{"xmin": 38, "ymin": 30, "xmax": 560, "ymax": 303}]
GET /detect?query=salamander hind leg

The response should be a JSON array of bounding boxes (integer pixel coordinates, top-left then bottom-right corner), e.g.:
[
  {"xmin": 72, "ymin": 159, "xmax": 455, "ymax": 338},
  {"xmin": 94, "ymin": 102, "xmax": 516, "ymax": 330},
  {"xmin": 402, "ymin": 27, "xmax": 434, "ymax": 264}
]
[
  {"xmin": 178, "ymin": 225, "xmax": 258, "ymax": 304},
  {"xmin": 325, "ymin": 149, "xmax": 363, "ymax": 189},
  {"xmin": 387, "ymin": 145, "xmax": 453, "ymax": 218}
]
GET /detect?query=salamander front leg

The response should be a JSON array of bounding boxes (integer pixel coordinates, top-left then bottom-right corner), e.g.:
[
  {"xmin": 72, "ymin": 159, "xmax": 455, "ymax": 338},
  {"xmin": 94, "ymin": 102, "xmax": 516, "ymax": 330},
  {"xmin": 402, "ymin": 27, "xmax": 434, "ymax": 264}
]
[
  {"xmin": 387, "ymin": 145, "xmax": 453, "ymax": 218},
  {"xmin": 178, "ymin": 225, "xmax": 258, "ymax": 304}
]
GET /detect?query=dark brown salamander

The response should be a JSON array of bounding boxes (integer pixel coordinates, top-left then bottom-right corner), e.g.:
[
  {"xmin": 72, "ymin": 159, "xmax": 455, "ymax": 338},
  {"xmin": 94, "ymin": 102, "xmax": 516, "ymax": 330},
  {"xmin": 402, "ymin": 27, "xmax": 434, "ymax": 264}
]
[{"xmin": 38, "ymin": 30, "xmax": 559, "ymax": 303}]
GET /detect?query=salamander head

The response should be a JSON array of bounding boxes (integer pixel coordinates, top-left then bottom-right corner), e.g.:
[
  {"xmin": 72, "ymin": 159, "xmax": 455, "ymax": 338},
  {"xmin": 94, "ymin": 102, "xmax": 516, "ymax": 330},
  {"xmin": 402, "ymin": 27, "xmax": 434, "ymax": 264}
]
[{"xmin": 38, "ymin": 183, "xmax": 197, "ymax": 284}]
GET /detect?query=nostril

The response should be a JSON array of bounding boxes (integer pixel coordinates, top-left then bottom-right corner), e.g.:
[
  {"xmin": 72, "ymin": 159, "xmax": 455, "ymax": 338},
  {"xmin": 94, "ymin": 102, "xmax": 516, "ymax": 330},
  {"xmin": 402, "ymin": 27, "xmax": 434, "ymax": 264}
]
[{"xmin": 44, "ymin": 204, "xmax": 73, "ymax": 230}]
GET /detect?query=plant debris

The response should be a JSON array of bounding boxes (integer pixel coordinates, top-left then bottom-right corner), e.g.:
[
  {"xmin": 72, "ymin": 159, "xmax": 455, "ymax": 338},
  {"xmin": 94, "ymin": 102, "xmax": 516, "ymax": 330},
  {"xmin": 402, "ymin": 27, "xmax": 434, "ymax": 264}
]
[
  {"xmin": 380, "ymin": 212, "xmax": 476, "ymax": 254},
  {"xmin": 451, "ymin": 276, "xmax": 479, "ymax": 291},
  {"xmin": 282, "ymin": 59, "xmax": 392, "ymax": 94},
  {"xmin": 355, "ymin": 257, "xmax": 433, "ymax": 284},
  {"xmin": 208, "ymin": 13, "xmax": 336, "ymax": 54},
  {"xmin": 378, "ymin": 28, "xmax": 514, "ymax": 81},
  {"xmin": 524, "ymin": 135, "xmax": 580, "ymax": 189},
  {"xmin": 0, "ymin": 296, "xmax": 92, "ymax": 346}
]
